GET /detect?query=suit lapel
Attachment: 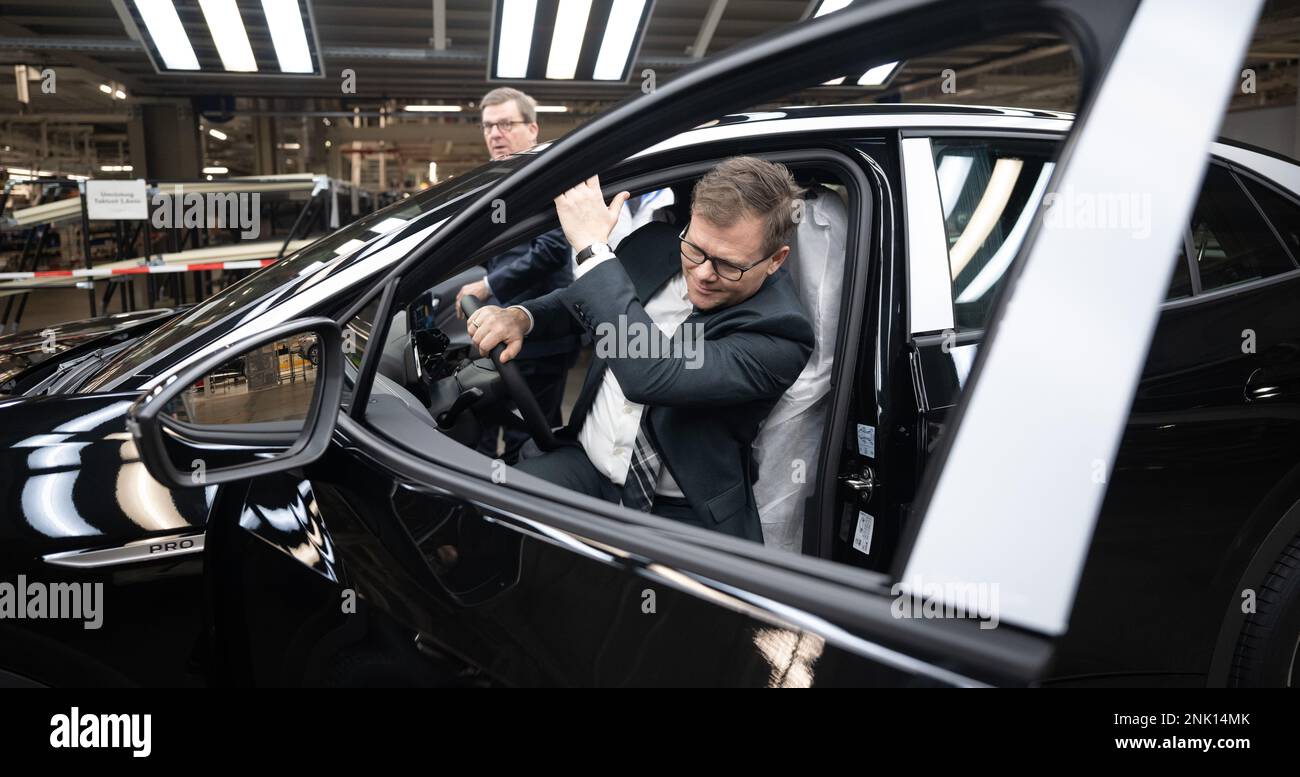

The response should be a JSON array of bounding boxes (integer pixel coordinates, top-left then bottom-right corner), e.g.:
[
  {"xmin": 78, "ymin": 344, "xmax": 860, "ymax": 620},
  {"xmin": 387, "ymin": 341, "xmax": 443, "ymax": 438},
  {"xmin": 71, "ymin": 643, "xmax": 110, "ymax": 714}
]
[{"xmin": 622, "ymin": 239, "xmax": 681, "ymax": 301}]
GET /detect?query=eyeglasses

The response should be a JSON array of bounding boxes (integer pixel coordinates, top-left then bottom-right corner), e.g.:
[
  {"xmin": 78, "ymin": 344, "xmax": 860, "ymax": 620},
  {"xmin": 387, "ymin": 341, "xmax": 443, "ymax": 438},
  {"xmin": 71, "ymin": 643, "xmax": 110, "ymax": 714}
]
[
  {"xmin": 482, "ymin": 120, "xmax": 527, "ymax": 134},
  {"xmin": 678, "ymin": 223, "xmax": 775, "ymax": 281}
]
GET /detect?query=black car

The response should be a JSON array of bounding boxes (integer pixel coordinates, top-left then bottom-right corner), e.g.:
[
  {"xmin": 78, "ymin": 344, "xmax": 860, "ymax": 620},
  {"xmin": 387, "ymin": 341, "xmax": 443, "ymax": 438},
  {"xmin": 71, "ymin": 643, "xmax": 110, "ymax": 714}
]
[{"xmin": 0, "ymin": 0, "xmax": 1287, "ymax": 687}]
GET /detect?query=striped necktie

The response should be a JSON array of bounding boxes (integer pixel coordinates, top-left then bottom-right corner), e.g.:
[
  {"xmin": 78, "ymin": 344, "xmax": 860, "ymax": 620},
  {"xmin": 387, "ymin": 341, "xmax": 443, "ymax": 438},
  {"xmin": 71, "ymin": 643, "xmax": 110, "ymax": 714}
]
[{"xmin": 620, "ymin": 412, "xmax": 662, "ymax": 512}]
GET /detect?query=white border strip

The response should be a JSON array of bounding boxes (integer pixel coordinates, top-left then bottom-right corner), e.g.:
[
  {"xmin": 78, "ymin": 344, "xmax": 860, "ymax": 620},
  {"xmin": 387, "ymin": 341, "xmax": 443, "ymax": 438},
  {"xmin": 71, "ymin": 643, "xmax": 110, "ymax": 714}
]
[
  {"xmin": 901, "ymin": 137, "xmax": 957, "ymax": 334},
  {"xmin": 903, "ymin": 0, "xmax": 1264, "ymax": 635}
]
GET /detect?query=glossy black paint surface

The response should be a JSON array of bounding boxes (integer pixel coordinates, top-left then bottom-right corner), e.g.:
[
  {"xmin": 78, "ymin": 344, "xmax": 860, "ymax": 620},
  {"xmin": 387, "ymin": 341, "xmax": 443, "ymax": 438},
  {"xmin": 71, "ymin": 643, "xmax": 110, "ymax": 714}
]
[
  {"xmin": 0, "ymin": 392, "xmax": 210, "ymax": 685},
  {"xmin": 213, "ymin": 444, "xmax": 970, "ymax": 687},
  {"xmin": 0, "ymin": 308, "xmax": 178, "ymax": 391}
]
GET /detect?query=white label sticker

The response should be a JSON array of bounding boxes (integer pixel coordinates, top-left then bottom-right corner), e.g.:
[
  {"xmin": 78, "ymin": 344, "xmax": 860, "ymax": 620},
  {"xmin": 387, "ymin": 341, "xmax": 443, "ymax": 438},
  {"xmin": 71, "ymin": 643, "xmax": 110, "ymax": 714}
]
[
  {"xmin": 852, "ymin": 511, "xmax": 875, "ymax": 555},
  {"xmin": 856, "ymin": 424, "xmax": 876, "ymax": 458},
  {"xmin": 85, "ymin": 179, "xmax": 149, "ymax": 220}
]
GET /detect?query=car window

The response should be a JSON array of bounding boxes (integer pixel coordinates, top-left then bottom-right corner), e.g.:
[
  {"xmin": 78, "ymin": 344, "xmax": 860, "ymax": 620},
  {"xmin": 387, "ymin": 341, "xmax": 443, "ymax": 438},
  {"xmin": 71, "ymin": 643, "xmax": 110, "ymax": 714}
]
[
  {"xmin": 339, "ymin": 294, "xmax": 381, "ymax": 408},
  {"xmin": 1240, "ymin": 174, "xmax": 1300, "ymax": 263},
  {"xmin": 931, "ymin": 139, "xmax": 1057, "ymax": 330},
  {"xmin": 1190, "ymin": 164, "xmax": 1297, "ymax": 293}
]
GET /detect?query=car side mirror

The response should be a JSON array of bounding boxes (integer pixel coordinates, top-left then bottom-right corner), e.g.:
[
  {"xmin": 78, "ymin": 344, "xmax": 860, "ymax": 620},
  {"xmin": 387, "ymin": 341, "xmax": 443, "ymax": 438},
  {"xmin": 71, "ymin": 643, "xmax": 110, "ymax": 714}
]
[{"xmin": 127, "ymin": 318, "xmax": 344, "ymax": 489}]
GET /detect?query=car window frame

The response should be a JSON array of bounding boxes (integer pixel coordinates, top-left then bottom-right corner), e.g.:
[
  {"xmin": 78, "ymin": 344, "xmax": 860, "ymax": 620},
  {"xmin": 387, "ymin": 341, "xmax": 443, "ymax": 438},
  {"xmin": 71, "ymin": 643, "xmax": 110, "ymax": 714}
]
[
  {"xmin": 915, "ymin": 146, "xmax": 1300, "ymax": 328},
  {"xmin": 902, "ymin": 128, "xmax": 1068, "ymax": 336},
  {"xmin": 359, "ymin": 144, "xmax": 874, "ymax": 564}
]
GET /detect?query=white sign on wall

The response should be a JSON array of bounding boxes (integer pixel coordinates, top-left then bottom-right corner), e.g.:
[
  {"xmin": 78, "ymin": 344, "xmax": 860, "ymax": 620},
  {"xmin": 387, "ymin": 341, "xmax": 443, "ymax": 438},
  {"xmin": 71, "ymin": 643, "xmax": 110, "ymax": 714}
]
[{"xmin": 85, "ymin": 179, "xmax": 149, "ymax": 220}]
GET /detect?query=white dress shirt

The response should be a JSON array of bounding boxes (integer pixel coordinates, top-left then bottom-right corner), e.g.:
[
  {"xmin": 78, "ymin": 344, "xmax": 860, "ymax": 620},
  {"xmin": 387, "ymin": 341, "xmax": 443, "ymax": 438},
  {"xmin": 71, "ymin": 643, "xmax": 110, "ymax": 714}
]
[{"xmin": 515, "ymin": 252, "xmax": 691, "ymax": 496}]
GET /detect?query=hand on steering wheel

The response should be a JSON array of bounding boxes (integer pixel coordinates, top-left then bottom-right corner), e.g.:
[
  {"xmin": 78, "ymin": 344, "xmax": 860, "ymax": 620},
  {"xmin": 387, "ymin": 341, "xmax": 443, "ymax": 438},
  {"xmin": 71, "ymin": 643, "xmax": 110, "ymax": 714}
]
[{"xmin": 460, "ymin": 295, "xmax": 560, "ymax": 452}]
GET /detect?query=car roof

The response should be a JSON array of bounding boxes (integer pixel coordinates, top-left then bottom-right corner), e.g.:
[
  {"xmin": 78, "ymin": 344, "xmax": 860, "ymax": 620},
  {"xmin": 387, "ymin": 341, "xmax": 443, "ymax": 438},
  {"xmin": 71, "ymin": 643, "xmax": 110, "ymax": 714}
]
[
  {"xmin": 626, "ymin": 102, "xmax": 1300, "ymax": 196},
  {"xmin": 631, "ymin": 103, "xmax": 1075, "ymax": 158}
]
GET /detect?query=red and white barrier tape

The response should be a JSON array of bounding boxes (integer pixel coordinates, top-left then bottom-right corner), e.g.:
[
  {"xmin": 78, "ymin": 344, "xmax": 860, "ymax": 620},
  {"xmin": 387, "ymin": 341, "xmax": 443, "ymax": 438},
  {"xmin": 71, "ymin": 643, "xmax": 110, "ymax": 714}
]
[{"xmin": 0, "ymin": 258, "xmax": 276, "ymax": 281}]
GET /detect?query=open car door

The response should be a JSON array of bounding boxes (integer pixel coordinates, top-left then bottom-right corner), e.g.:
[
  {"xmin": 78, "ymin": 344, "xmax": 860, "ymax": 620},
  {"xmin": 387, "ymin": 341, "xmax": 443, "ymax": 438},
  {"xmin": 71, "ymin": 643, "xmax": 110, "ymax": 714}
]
[{"xmin": 160, "ymin": 0, "xmax": 1264, "ymax": 686}]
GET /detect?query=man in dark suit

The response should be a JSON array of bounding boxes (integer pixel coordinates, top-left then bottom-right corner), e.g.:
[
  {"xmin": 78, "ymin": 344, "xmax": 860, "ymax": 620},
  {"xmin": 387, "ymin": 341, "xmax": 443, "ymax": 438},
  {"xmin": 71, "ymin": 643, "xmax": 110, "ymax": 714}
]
[
  {"xmin": 456, "ymin": 87, "xmax": 577, "ymax": 463},
  {"xmin": 466, "ymin": 157, "xmax": 813, "ymax": 542}
]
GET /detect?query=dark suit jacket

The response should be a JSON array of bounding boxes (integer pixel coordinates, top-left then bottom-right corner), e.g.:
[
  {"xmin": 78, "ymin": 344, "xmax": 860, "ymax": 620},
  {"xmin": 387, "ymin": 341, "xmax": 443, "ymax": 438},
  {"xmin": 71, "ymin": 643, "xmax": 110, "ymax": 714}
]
[
  {"xmin": 486, "ymin": 226, "xmax": 576, "ymax": 360},
  {"xmin": 522, "ymin": 222, "xmax": 815, "ymax": 541}
]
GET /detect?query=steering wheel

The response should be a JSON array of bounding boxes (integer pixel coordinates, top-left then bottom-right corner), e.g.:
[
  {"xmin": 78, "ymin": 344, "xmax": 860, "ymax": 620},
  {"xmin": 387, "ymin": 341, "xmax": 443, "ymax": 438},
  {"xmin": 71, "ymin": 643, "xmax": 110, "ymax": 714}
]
[{"xmin": 459, "ymin": 295, "xmax": 561, "ymax": 452}]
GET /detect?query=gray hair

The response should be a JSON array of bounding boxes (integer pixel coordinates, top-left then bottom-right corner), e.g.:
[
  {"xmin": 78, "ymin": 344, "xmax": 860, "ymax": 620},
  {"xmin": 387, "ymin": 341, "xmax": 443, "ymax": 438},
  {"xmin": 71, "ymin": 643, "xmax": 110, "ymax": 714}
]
[{"xmin": 479, "ymin": 87, "xmax": 537, "ymax": 124}]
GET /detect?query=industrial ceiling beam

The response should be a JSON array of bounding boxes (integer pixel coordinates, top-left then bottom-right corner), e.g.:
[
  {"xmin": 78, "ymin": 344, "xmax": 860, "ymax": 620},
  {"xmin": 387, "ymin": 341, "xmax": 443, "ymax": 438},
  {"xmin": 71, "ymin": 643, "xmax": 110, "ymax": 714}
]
[{"xmin": 690, "ymin": 0, "xmax": 729, "ymax": 59}]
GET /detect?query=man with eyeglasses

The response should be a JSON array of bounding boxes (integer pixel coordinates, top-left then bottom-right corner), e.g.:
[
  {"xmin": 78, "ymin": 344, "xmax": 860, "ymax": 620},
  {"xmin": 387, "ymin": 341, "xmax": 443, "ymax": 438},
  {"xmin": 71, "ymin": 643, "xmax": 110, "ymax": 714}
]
[
  {"xmin": 456, "ymin": 87, "xmax": 576, "ymax": 463},
  {"xmin": 466, "ymin": 157, "xmax": 814, "ymax": 542}
]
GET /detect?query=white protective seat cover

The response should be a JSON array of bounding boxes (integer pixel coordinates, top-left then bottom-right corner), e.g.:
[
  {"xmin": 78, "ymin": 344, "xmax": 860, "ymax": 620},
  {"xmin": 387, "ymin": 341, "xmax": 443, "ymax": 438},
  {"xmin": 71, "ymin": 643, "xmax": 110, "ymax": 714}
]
[{"xmin": 752, "ymin": 185, "xmax": 847, "ymax": 552}]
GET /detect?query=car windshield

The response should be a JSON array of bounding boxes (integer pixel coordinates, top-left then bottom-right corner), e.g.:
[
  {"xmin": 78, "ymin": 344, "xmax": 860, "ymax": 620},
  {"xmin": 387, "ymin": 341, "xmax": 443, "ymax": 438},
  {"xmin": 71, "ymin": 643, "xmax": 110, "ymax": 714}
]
[{"xmin": 81, "ymin": 155, "xmax": 529, "ymax": 392}]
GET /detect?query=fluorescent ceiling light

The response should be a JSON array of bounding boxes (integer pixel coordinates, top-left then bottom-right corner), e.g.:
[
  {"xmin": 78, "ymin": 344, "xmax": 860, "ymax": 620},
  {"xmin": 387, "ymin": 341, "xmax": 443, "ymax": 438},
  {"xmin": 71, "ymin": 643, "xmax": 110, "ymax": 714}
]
[
  {"xmin": 133, "ymin": 0, "xmax": 201, "ymax": 70},
  {"xmin": 935, "ymin": 154, "xmax": 975, "ymax": 220},
  {"xmin": 536, "ymin": 105, "xmax": 568, "ymax": 113},
  {"xmin": 199, "ymin": 0, "xmax": 259, "ymax": 72},
  {"xmin": 261, "ymin": 0, "xmax": 314, "ymax": 73},
  {"xmin": 858, "ymin": 61, "xmax": 900, "ymax": 86},
  {"xmin": 280, "ymin": 142, "xmax": 302, "ymax": 150},
  {"xmin": 593, "ymin": 0, "xmax": 645, "ymax": 81},
  {"xmin": 813, "ymin": 0, "xmax": 853, "ymax": 17},
  {"xmin": 202, "ymin": 166, "xmax": 229, "ymax": 174},
  {"xmin": 99, "ymin": 84, "xmax": 113, "ymax": 94},
  {"xmin": 100, "ymin": 165, "xmax": 134, "ymax": 172},
  {"xmin": 403, "ymin": 104, "xmax": 463, "ymax": 112},
  {"xmin": 496, "ymin": 0, "xmax": 537, "ymax": 78},
  {"xmin": 956, "ymin": 163, "xmax": 1055, "ymax": 304},
  {"xmin": 947, "ymin": 157, "xmax": 1023, "ymax": 278},
  {"xmin": 546, "ymin": 0, "xmax": 592, "ymax": 80},
  {"xmin": 208, "ymin": 128, "xmax": 228, "ymax": 140}
]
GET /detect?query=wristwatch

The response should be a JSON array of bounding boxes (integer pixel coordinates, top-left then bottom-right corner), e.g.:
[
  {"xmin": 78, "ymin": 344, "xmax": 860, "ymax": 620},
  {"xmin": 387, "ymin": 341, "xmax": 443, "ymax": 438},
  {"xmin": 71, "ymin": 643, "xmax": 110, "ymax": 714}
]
[{"xmin": 575, "ymin": 242, "xmax": 614, "ymax": 264}]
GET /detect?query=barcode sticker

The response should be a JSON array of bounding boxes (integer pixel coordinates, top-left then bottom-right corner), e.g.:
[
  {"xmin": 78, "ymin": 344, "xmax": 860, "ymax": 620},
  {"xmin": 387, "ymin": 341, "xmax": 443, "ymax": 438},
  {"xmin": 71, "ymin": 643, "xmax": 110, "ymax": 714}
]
[
  {"xmin": 856, "ymin": 424, "xmax": 876, "ymax": 458},
  {"xmin": 853, "ymin": 511, "xmax": 875, "ymax": 556}
]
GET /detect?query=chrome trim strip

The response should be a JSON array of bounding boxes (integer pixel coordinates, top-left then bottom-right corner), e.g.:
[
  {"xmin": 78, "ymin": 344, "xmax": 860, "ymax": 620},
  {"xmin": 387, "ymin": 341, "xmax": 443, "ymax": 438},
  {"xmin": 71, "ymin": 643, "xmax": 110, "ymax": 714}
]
[{"xmin": 43, "ymin": 531, "xmax": 205, "ymax": 568}]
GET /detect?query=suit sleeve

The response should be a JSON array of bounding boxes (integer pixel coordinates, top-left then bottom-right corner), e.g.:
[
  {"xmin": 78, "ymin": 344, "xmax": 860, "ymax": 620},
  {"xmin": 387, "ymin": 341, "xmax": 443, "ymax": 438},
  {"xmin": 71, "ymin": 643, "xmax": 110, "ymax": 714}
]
[
  {"xmin": 520, "ymin": 286, "xmax": 584, "ymax": 340},
  {"xmin": 563, "ymin": 257, "xmax": 813, "ymax": 408},
  {"xmin": 484, "ymin": 227, "xmax": 571, "ymax": 303}
]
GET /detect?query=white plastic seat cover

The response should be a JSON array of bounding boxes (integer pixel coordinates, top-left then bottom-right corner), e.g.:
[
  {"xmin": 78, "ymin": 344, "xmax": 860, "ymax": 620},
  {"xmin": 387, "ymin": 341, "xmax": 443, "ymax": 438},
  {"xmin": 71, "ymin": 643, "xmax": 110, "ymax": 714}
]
[{"xmin": 752, "ymin": 185, "xmax": 847, "ymax": 552}]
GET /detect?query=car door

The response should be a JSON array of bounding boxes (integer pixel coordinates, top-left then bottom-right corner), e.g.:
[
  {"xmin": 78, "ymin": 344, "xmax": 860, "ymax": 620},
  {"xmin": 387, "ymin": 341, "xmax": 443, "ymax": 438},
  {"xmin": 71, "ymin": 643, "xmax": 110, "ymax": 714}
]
[
  {"xmin": 186, "ymin": 0, "xmax": 1263, "ymax": 686},
  {"xmin": 899, "ymin": 131, "xmax": 1300, "ymax": 681}
]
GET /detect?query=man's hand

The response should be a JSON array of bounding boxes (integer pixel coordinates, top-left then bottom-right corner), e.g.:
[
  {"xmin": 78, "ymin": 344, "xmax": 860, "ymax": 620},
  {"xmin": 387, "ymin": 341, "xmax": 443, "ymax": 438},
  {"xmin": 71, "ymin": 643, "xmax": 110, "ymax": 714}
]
[
  {"xmin": 554, "ymin": 175, "xmax": 630, "ymax": 253},
  {"xmin": 467, "ymin": 304, "xmax": 530, "ymax": 363},
  {"xmin": 454, "ymin": 278, "xmax": 491, "ymax": 319}
]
